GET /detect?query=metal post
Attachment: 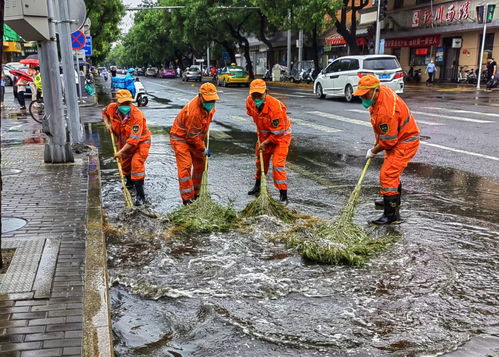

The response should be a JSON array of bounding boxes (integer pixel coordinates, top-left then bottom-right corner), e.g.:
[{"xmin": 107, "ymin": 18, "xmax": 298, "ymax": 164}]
[
  {"xmin": 207, "ymin": 44, "xmax": 210, "ymax": 75},
  {"xmin": 298, "ymin": 29, "xmax": 303, "ymax": 63},
  {"xmin": 75, "ymin": 53, "xmax": 83, "ymax": 100},
  {"xmin": 39, "ymin": 0, "xmax": 73, "ymax": 163},
  {"xmin": 58, "ymin": 0, "xmax": 82, "ymax": 143},
  {"xmin": 286, "ymin": 9, "xmax": 292, "ymax": 75},
  {"xmin": 375, "ymin": 0, "xmax": 381, "ymax": 54},
  {"xmin": 477, "ymin": 21, "xmax": 487, "ymax": 90}
]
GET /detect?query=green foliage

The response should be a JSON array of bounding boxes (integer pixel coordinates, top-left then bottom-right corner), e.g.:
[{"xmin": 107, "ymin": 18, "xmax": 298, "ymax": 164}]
[{"xmin": 85, "ymin": 0, "xmax": 125, "ymax": 64}]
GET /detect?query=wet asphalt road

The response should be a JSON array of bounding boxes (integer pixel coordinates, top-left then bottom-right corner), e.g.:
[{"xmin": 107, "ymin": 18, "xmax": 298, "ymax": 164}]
[{"xmin": 88, "ymin": 77, "xmax": 499, "ymax": 356}]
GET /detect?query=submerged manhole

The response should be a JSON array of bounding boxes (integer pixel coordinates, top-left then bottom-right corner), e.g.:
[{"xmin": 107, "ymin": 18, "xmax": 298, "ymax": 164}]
[
  {"xmin": 1, "ymin": 218, "xmax": 27, "ymax": 233},
  {"xmin": 1, "ymin": 168, "xmax": 23, "ymax": 176}
]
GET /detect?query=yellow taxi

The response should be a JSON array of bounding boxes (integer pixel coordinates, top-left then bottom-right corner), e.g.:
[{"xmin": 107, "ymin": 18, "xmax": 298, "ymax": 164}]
[{"xmin": 217, "ymin": 64, "xmax": 250, "ymax": 87}]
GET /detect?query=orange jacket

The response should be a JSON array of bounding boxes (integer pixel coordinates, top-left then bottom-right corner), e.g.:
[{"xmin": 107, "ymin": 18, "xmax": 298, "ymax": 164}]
[
  {"xmin": 246, "ymin": 95, "xmax": 291, "ymax": 144},
  {"xmin": 170, "ymin": 96, "xmax": 214, "ymax": 151},
  {"xmin": 102, "ymin": 103, "xmax": 151, "ymax": 146},
  {"xmin": 369, "ymin": 86, "xmax": 420, "ymax": 150}
]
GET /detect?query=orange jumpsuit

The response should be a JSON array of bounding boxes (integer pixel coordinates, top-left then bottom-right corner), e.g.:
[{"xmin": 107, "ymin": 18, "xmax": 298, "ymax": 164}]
[
  {"xmin": 369, "ymin": 86, "xmax": 420, "ymax": 196},
  {"xmin": 170, "ymin": 96, "xmax": 213, "ymax": 201},
  {"xmin": 102, "ymin": 103, "xmax": 151, "ymax": 181},
  {"xmin": 246, "ymin": 95, "xmax": 292, "ymax": 190}
]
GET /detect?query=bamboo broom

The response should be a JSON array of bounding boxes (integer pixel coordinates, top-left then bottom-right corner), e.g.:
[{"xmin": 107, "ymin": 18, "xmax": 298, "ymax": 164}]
[{"xmin": 110, "ymin": 130, "xmax": 134, "ymax": 208}]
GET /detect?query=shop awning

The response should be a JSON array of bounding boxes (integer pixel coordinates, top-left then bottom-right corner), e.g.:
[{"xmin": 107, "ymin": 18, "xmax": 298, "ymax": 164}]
[
  {"xmin": 3, "ymin": 24, "xmax": 21, "ymax": 42},
  {"xmin": 3, "ymin": 41, "xmax": 22, "ymax": 53},
  {"xmin": 325, "ymin": 35, "xmax": 368, "ymax": 47}
]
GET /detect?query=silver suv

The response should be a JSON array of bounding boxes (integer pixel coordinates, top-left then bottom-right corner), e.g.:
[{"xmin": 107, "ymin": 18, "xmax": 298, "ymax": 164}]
[{"xmin": 314, "ymin": 55, "xmax": 404, "ymax": 102}]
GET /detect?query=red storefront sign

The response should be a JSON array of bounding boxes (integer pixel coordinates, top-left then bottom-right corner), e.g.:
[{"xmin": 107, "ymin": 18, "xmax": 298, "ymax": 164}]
[
  {"xmin": 325, "ymin": 36, "xmax": 368, "ymax": 46},
  {"xmin": 412, "ymin": 0, "xmax": 471, "ymax": 27},
  {"xmin": 385, "ymin": 35, "xmax": 441, "ymax": 48}
]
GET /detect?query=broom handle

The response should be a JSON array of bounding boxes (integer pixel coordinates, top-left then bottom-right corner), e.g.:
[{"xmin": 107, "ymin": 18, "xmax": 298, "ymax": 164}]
[
  {"xmin": 356, "ymin": 158, "xmax": 371, "ymax": 187},
  {"xmin": 110, "ymin": 130, "xmax": 134, "ymax": 208},
  {"xmin": 204, "ymin": 126, "xmax": 210, "ymax": 172},
  {"xmin": 345, "ymin": 158, "xmax": 372, "ymax": 207},
  {"xmin": 258, "ymin": 140, "xmax": 267, "ymax": 190}
]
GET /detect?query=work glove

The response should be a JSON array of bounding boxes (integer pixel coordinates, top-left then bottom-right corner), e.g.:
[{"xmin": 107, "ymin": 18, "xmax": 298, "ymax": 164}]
[
  {"xmin": 203, "ymin": 149, "xmax": 212, "ymax": 157},
  {"xmin": 366, "ymin": 148, "xmax": 376, "ymax": 159}
]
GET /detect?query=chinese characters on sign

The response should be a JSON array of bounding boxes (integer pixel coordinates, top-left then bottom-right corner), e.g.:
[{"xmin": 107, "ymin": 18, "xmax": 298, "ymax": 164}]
[
  {"xmin": 385, "ymin": 35, "xmax": 441, "ymax": 48},
  {"xmin": 412, "ymin": 0, "xmax": 471, "ymax": 27}
]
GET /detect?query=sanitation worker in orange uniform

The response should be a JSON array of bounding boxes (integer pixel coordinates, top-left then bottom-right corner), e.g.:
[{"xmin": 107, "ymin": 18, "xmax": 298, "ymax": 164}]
[
  {"xmin": 353, "ymin": 75, "xmax": 420, "ymax": 225},
  {"xmin": 246, "ymin": 79, "xmax": 292, "ymax": 204},
  {"xmin": 102, "ymin": 89, "xmax": 151, "ymax": 206},
  {"xmin": 170, "ymin": 83, "xmax": 219, "ymax": 205}
]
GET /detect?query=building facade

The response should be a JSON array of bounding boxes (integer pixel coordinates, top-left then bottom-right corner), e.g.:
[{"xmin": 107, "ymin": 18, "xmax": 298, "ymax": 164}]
[{"xmin": 383, "ymin": 0, "xmax": 499, "ymax": 82}]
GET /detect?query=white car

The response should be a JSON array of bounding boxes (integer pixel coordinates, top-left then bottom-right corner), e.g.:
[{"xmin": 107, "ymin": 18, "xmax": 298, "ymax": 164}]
[{"xmin": 314, "ymin": 55, "xmax": 404, "ymax": 102}]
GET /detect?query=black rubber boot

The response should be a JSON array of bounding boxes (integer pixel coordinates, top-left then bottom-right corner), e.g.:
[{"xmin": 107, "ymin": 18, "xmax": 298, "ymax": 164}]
[
  {"xmin": 134, "ymin": 180, "xmax": 145, "ymax": 206},
  {"xmin": 125, "ymin": 174, "xmax": 134, "ymax": 190},
  {"xmin": 248, "ymin": 179, "xmax": 260, "ymax": 196},
  {"xmin": 371, "ymin": 195, "xmax": 400, "ymax": 225},
  {"xmin": 182, "ymin": 199, "xmax": 194, "ymax": 206},
  {"xmin": 279, "ymin": 189, "xmax": 288, "ymax": 205},
  {"xmin": 375, "ymin": 183, "xmax": 401, "ymax": 208}
]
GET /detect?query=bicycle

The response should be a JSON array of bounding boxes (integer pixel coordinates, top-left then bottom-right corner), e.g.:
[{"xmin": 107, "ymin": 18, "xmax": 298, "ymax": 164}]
[{"xmin": 28, "ymin": 98, "xmax": 45, "ymax": 124}]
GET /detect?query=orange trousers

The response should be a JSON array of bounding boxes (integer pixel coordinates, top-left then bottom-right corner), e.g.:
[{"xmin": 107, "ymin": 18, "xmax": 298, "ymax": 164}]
[
  {"xmin": 255, "ymin": 135, "xmax": 291, "ymax": 190},
  {"xmin": 119, "ymin": 141, "xmax": 151, "ymax": 181},
  {"xmin": 380, "ymin": 139, "xmax": 419, "ymax": 196},
  {"xmin": 171, "ymin": 140, "xmax": 205, "ymax": 201}
]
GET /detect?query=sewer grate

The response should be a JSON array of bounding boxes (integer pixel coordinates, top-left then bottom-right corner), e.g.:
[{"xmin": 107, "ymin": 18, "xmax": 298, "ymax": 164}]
[{"xmin": 1, "ymin": 217, "xmax": 27, "ymax": 233}]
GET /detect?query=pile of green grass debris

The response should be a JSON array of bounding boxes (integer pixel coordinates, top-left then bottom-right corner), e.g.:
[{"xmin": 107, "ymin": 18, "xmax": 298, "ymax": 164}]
[
  {"xmin": 274, "ymin": 159, "xmax": 398, "ymax": 265},
  {"xmin": 240, "ymin": 187, "xmax": 296, "ymax": 223},
  {"xmin": 168, "ymin": 171, "xmax": 237, "ymax": 233}
]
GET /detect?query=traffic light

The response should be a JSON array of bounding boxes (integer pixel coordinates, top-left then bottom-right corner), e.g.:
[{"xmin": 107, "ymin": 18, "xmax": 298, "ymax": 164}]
[
  {"xmin": 379, "ymin": 0, "xmax": 388, "ymax": 20},
  {"xmin": 486, "ymin": 4, "xmax": 496, "ymax": 23},
  {"xmin": 476, "ymin": 5, "xmax": 484, "ymax": 23}
]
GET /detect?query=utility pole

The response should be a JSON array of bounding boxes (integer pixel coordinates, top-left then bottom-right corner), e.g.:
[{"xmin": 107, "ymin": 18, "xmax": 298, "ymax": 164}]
[
  {"xmin": 57, "ymin": 0, "xmax": 83, "ymax": 143},
  {"xmin": 477, "ymin": 20, "xmax": 487, "ymax": 90},
  {"xmin": 298, "ymin": 29, "xmax": 303, "ymax": 63},
  {"xmin": 286, "ymin": 9, "xmax": 292, "ymax": 75},
  {"xmin": 39, "ymin": 0, "xmax": 74, "ymax": 162},
  {"xmin": 375, "ymin": 0, "xmax": 381, "ymax": 54}
]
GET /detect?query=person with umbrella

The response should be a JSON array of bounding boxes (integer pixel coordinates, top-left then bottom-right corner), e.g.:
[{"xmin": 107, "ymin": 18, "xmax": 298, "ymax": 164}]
[{"xmin": 15, "ymin": 75, "xmax": 28, "ymax": 110}]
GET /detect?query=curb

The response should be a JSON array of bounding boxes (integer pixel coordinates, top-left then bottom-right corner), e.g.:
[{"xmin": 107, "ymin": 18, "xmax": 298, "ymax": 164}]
[
  {"xmin": 267, "ymin": 81, "xmax": 314, "ymax": 88},
  {"xmin": 83, "ymin": 151, "xmax": 114, "ymax": 357}
]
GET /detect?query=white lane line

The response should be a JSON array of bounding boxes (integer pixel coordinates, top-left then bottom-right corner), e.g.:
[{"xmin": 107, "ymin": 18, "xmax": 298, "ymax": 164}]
[
  {"xmin": 347, "ymin": 109, "xmax": 443, "ymax": 126},
  {"xmin": 411, "ymin": 110, "xmax": 493, "ymax": 123},
  {"xmin": 307, "ymin": 111, "xmax": 371, "ymax": 127},
  {"xmin": 291, "ymin": 118, "xmax": 341, "ymax": 133},
  {"xmin": 420, "ymin": 142, "xmax": 499, "ymax": 161},
  {"xmin": 423, "ymin": 106, "xmax": 499, "ymax": 118},
  {"xmin": 231, "ymin": 115, "xmax": 249, "ymax": 123},
  {"xmin": 309, "ymin": 110, "xmax": 499, "ymax": 161},
  {"xmin": 273, "ymin": 93, "xmax": 306, "ymax": 98}
]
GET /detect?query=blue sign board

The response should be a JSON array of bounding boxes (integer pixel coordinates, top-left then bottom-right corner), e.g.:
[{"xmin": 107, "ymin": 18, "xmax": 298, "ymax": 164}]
[
  {"xmin": 83, "ymin": 36, "xmax": 92, "ymax": 56},
  {"xmin": 71, "ymin": 31, "xmax": 86, "ymax": 50},
  {"xmin": 222, "ymin": 51, "xmax": 230, "ymax": 61}
]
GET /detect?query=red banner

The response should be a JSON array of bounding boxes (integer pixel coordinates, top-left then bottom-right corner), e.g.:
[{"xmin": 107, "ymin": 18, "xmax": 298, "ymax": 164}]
[
  {"xmin": 385, "ymin": 35, "xmax": 441, "ymax": 48},
  {"xmin": 325, "ymin": 36, "xmax": 368, "ymax": 46}
]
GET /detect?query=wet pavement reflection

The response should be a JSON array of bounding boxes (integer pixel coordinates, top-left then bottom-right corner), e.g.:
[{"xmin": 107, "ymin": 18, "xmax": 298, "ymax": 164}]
[{"xmin": 91, "ymin": 81, "xmax": 499, "ymax": 356}]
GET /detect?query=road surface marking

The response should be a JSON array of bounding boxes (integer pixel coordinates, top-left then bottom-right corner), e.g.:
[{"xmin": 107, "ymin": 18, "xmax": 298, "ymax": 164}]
[
  {"xmin": 308, "ymin": 111, "xmax": 498, "ymax": 161},
  {"xmin": 423, "ymin": 107, "xmax": 499, "ymax": 118},
  {"xmin": 420, "ymin": 142, "xmax": 499, "ymax": 161},
  {"xmin": 347, "ymin": 109, "xmax": 443, "ymax": 126},
  {"xmin": 273, "ymin": 93, "xmax": 306, "ymax": 98},
  {"xmin": 231, "ymin": 115, "xmax": 249, "ymax": 123},
  {"xmin": 411, "ymin": 110, "xmax": 493, "ymax": 123},
  {"xmin": 307, "ymin": 111, "xmax": 371, "ymax": 127},
  {"xmin": 291, "ymin": 118, "xmax": 341, "ymax": 133}
]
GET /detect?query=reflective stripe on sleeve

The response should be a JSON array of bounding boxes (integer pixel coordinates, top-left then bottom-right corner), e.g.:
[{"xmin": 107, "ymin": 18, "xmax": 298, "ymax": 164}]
[
  {"xmin": 178, "ymin": 176, "xmax": 192, "ymax": 182},
  {"xmin": 398, "ymin": 116, "xmax": 411, "ymax": 131},
  {"xmin": 131, "ymin": 172, "xmax": 145, "ymax": 177},
  {"xmin": 171, "ymin": 135, "xmax": 186, "ymax": 142},
  {"xmin": 402, "ymin": 135, "xmax": 420, "ymax": 143},
  {"xmin": 379, "ymin": 134, "xmax": 398, "ymax": 140},
  {"xmin": 274, "ymin": 180, "xmax": 287, "ymax": 184},
  {"xmin": 180, "ymin": 187, "xmax": 194, "ymax": 194},
  {"xmin": 130, "ymin": 135, "xmax": 141, "ymax": 140},
  {"xmin": 187, "ymin": 132, "xmax": 201, "ymax": 137},
  {"xmin": 273, "ymin": 167, "xmax": 285, "ymax": 172},
  {"xmin": 381, "ymin": 186, "xmax": 398, "ymax": 192}
]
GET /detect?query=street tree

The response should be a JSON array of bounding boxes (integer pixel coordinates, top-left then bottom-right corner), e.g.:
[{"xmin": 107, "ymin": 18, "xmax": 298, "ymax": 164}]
[{"xmin": 84, "ymin": 0, "xmax": 125, "ymax": 63}]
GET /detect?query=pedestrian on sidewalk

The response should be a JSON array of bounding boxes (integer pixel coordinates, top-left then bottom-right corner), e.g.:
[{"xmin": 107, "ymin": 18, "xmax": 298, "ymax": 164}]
[
  {"xmin": 15, "ymin": 76, "xmax": 28, "ymax": 110},
  {"xmin": 0, "ymin": 74, "xmax": 5, "ymax": 108},
  {"xmin": 486, "ymin": 57, "xmax": 497, "ymax": 90},
  {"xmin": 426, "ymin": 59, "xmax": 436, "ymax": 86},
  {"xmin": 170, "ymin": 83, "xmax": 219, "ymax": 205},
  {"xmin": 102, "ymin": 89, "xmax": 151, "ymax": 206},
  {"xmin": 245, "ymin": 79, "xmax": 292, "ymax": 205},
  {"xmin": 353, "ymin": 75, "xmax": 420, "ymax": 225}
]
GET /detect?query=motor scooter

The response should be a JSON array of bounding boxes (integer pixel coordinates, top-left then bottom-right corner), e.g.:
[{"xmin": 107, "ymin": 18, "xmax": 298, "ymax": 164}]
[{"xmin": 111, "ymin": 76, "xmax": 149, "ymax": 106}]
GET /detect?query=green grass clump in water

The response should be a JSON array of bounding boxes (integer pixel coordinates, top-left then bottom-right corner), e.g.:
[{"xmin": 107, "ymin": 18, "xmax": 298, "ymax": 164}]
[
  {"xmin": 240, "ymin": 173, "xmax": 296, "ymax": 223},
  {"xmin": 274, "ymin": 159, "xmax": 398, "ymax": 265},
  {"xmin": 168, "ymin": 171, "xmax": 237, "ymax": 233}
]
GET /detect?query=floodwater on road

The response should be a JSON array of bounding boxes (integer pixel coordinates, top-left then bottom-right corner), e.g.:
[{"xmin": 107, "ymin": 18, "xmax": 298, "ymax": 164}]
[{"xmin": 91, "ymin": 81, "xmax": 499, "ymax": 356}]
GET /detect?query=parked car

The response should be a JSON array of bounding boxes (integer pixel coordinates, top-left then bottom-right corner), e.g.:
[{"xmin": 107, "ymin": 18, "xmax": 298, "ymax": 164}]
[
  {"xmin": 161, "ymin": 68, "xmax": 177, "ymax": 78},
  {"xmin": 217, "ymin": 65, "xmax": 250, "ymax": 87},
  {"xmin": 182, "ymin": 66, "xmax": 202, "ymax": 82},
  {"xmin": 117, "ymin": 67, "xmax": 127, "ymax": 75},
  {"xmin": 145, "ymin": 67, "xmax": 158, "ymax": 77},
  {"xmin": 314, "ymin": 55, "xmax": 404, "ymax": 102},
  {"xmin": 137, "ymin": 67, "xmax": 145, "ymax": 76}
]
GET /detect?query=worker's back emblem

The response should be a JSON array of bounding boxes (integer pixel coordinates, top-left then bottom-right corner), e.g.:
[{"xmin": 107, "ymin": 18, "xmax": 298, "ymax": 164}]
[
  {"xmin": 272, "ymin": 118, "xmax": 280, "ymax": 128},
  {"xmin": 132, "ymin": 125, "xmax": 140, "ymax": 133},
  {"xmin": 379, "ymin": 123, "xmax": 389, "ymax": 134}
]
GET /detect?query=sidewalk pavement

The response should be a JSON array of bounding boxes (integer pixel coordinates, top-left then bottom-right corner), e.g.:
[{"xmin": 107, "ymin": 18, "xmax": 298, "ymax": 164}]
[{"xmin": 1, "ymin": 93, "xmax": 112, "ymax": 356}]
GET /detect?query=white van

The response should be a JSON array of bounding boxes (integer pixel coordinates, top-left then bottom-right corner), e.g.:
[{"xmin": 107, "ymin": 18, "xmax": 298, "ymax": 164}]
[{"xmin": 314, "ymin": 55, "xmax": 404, "ymax": 102}]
